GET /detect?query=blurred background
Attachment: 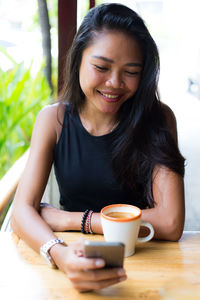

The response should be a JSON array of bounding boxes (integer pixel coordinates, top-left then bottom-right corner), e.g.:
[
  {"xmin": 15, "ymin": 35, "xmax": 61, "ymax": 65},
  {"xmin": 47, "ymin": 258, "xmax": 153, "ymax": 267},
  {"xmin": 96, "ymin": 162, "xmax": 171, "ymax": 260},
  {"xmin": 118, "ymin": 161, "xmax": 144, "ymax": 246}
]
[{"xmin": 0, "ymin": 0, "xmax": 199, "ymax": 229}]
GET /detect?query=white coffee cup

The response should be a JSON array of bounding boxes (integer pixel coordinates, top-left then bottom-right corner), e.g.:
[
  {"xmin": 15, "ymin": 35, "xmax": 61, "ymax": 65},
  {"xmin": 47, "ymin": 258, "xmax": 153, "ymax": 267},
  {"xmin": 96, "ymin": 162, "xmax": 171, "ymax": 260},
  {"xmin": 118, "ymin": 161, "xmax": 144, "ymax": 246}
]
[{"xmin": 100, "ymin": 204, "xmax": 154, "ymax": 257}]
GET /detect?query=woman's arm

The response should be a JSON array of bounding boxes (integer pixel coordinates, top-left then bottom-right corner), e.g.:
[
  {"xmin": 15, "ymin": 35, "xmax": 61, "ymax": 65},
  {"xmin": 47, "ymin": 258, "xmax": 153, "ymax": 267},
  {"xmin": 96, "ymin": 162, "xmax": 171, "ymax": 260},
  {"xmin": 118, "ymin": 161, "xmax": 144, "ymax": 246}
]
[
  {"xmin": 141, "ymin": 103, "xmax": 185, "ymax": 241},
  {"xmin": 141, "ymin": 167, "xmax": 185, "ymax": 241},
  {"xmin": 11, "ymin": 104, "xmax": 126, "ymax": 292},
  {"xmin": 39, "ymin": 205, "xmax": 103, "ymax": 233},
  {"xmin": 11, "ymin": 105, "xmax": 59, "ymax": 251}
]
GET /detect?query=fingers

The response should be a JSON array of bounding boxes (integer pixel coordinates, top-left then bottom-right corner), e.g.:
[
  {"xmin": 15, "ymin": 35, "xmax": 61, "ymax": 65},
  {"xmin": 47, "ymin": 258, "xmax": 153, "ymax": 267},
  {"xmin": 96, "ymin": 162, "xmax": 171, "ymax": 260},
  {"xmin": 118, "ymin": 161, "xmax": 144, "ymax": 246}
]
[
  {"xmin": 56, "ymin": 240, "xmax": 127, "ymax": 292},
  {"xmin": 68, "ymin": 239, "xmax": 106, "ymax": 271},
  {"xmin": 72, "ymin": 275, "xmax": 127, "ymax": 293},
  {"xmin": 68, "ymin": 255, "xmax": 105, "ymax": 271},
  {"xmin": 67, "ymin": 267, "xmax": 126, "ymax": 282},
  {"xmin": 66, "ymin": 262, "xmax": 127, "ymax": 292}
]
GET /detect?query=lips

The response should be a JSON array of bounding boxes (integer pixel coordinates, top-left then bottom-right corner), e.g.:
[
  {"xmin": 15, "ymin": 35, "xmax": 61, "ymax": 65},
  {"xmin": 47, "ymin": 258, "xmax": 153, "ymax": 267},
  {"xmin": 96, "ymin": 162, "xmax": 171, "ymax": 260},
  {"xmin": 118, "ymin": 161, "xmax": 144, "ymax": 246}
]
[{"xmin": 97, "ymin": 90, "xmax": 123, "ymax": 102}]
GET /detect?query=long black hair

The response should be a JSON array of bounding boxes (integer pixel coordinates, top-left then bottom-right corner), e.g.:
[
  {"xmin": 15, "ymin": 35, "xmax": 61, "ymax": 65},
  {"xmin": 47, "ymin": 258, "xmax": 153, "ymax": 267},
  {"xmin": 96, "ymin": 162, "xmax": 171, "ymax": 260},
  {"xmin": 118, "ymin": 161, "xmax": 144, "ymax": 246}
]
[{"xmin": 59, "ymin": 3, "xmax": 185, "ymax": 207}]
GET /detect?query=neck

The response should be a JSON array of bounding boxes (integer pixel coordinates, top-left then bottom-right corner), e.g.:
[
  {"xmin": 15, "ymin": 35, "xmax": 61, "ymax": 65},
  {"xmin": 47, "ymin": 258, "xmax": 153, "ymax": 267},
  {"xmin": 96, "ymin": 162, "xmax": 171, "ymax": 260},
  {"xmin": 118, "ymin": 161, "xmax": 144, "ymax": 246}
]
[{"xmin": 79, "ymin": 103, "xmax": 119, "ymax": 136}]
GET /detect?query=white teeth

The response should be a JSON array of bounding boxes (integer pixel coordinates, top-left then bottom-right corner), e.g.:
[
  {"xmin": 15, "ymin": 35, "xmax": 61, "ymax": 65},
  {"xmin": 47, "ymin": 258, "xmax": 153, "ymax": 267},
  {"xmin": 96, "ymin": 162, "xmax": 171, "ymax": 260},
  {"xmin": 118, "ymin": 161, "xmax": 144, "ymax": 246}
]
[{"xmin": 101, "ymin": 93, "xmax": 119, "ymax": 99}]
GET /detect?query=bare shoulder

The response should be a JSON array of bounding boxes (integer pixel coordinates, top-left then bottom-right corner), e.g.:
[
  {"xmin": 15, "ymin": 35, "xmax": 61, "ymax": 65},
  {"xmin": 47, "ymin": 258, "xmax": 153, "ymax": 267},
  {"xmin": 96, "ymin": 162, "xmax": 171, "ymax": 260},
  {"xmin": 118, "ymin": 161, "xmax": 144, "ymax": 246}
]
[
  {"xmin": 35, "ymin": 102, "xmax": 66, "ymax": 144},
  {"xmin": 37, "ymin": 102, "xmax": 65, "ymax": 123},
  {"xmin": 160, "ymin": 102, "xmax": 178, "ymax": 144}
]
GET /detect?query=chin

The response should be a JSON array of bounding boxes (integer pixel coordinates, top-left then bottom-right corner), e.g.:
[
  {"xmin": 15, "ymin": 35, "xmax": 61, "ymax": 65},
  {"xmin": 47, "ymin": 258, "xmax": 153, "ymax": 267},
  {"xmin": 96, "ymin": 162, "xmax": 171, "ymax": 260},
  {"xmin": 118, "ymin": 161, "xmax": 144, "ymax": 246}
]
[
  {"xmin": 99, "ymin": 103, "xmax": 122, "ymax": 115},
  {"xmin": 102, "ymin": 107, "xmax": 120, "ymax": 115}
]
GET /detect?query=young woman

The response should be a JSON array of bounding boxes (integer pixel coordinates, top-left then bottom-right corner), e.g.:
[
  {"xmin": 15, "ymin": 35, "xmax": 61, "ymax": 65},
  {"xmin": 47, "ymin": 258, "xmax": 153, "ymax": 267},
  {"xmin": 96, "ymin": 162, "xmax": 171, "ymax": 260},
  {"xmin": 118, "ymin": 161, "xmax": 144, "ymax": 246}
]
[{"xmin": 11, "ymin": 3, "xmax": 185, "ymax": 292}]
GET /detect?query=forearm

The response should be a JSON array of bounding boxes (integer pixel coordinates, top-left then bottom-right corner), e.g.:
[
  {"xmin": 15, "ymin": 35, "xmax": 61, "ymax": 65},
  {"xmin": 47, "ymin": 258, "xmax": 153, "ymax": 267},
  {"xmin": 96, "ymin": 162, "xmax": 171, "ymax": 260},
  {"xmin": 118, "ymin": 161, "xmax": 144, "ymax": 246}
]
[
  {"xmin": 66, "ymin": 211, "xmax": 103, "ymax": 234},
  {"xmin": 141, "ymin": 206, "xmax": 184, "ymax": 241},
  {"xmin": 142, "ymin": 167, "xmax": 185, "ymax": 241},
  {"xmin": 39, "ymin": 201, "xmax": 184, "ymax": 241},
  {"xmin": 11, "ymin": 203, "xmax": 58, "ymax": 254},
  {"xmin": 40, "ymin": 205, "xmax": 103, "ymax": 234}
]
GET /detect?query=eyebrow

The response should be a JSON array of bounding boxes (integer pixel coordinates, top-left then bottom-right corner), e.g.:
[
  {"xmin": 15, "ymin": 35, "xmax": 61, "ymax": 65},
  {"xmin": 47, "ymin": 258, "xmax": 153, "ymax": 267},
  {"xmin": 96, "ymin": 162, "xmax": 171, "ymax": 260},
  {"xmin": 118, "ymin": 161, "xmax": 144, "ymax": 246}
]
[{"xmin": 92, "ymin": 55, "xmax": 142, "ymax": 67}]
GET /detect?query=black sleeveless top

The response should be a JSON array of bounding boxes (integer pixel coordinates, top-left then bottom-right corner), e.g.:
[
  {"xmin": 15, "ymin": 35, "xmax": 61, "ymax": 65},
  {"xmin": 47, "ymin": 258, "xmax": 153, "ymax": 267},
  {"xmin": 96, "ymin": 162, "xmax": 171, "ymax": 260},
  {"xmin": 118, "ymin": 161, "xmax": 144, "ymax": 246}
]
[{"xmin": 53, "ymin": 105, "xmax": 148, "ymax": 212}]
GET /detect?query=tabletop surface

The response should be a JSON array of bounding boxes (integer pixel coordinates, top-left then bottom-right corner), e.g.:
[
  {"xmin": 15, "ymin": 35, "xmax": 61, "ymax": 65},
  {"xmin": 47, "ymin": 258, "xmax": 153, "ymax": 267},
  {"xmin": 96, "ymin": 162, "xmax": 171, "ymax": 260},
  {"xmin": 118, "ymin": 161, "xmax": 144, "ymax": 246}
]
[{"xmin": 1, "ymin": 231, "xmax": 200, "ymax": 300}]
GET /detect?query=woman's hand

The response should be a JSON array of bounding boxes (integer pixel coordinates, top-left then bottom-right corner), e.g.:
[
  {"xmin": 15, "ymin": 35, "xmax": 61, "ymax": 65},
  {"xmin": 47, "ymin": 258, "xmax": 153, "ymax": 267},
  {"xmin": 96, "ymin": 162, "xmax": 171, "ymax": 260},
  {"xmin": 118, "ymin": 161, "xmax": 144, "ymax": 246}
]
[
  {"xmin": 40, "ymin": 204, "xmax": 69, "ymax": 231},
  {"xmin": 50, "ymin": 239, "xmax": 127, "ymax": 292},
  {"xmin": 40, "ymin": 204, "xmax": 103, "ymax": 234}
]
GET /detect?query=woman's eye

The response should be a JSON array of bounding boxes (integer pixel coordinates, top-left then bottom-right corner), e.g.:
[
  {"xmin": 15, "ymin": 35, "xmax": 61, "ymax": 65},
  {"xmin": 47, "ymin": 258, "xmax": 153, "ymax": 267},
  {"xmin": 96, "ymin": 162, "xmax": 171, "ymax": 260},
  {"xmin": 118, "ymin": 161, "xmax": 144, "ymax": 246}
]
[
  {"xmin": 94, "ymin": 65, "xmax": 108, "ymax": 71},
  {"xmin": 125, "ymin": 71, "xmax": 139, "ymax": 76}
]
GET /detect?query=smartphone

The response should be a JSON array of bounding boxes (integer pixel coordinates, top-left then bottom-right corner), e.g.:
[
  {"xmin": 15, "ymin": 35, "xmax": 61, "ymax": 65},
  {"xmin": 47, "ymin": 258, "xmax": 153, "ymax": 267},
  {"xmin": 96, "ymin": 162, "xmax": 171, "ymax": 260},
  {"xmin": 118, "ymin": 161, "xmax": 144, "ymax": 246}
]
[{"xmin": 83, "ymin": 240, "xmax": 124, "ymax": 268}]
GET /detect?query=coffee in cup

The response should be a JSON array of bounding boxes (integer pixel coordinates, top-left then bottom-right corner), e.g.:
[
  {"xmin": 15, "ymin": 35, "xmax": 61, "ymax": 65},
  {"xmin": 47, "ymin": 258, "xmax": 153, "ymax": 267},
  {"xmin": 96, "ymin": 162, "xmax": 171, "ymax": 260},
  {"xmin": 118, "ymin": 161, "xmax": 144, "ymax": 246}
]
[
  {"xmin": 101, "ymin": 204, "xmax": 154, "ymax": 257},
  {"xmin": 106, "ymin": 211, "xmax": 136, "ymax": 219}
]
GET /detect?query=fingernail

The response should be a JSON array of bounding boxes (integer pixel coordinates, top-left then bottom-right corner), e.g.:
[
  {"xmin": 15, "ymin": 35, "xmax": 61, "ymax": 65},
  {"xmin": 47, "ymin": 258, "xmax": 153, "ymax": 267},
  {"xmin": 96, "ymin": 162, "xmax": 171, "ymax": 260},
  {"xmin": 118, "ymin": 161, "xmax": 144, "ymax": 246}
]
[
  {"xmin": 95, "ymin": 259, "xmax": 105, "ymax": 267},
  {"xmin": 118, "ymin": 269, "xmax": 126, "ymax": 276}
]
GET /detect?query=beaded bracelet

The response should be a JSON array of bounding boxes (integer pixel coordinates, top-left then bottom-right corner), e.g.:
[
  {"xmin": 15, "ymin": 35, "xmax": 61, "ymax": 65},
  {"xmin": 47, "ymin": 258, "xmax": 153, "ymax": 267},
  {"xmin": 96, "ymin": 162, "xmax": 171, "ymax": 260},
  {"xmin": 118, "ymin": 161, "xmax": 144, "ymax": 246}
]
[
  {"xmin": 88, "ymin": 210, "xmax": 94, "ymax": 234},
  {"xmin": 81, "ymin": 209, "xmax": 89, "ymax": 234},
  {"xmin": 85, "ymin": 210, "xmax": 94, "ymax": 234}
]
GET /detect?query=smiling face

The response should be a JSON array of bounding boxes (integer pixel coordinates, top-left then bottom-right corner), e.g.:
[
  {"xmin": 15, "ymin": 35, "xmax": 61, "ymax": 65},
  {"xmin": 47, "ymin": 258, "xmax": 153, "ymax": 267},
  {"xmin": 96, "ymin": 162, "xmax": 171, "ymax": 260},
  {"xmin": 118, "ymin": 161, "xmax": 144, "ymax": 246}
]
[{"xmin": 79, "ymin": 30, "xmax": 143, "ymax": 115}]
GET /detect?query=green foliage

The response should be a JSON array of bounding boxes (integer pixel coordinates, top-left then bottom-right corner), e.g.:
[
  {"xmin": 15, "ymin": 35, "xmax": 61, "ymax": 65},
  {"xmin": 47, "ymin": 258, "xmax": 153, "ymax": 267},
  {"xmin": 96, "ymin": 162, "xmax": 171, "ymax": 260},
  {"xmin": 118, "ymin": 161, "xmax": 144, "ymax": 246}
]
[
  {"xmin": 0, "ymin": 48, "xmax": 52, "ymax": 179},
  {"xmin": 47, "ymin": 0, "xmax": 58, "ymax": 29},
  {"xmin": 95, "ymin": 0, "xmax": 107, "ymax": 5}
]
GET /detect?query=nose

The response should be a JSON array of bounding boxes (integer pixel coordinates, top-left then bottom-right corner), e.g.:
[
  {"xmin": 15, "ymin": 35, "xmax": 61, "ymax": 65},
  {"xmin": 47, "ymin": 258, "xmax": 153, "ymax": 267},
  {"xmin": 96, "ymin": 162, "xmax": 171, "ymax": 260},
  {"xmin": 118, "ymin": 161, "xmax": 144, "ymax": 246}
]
[{"xmin": 105, "ymin": 72, "xmax": 124, "ymax": 89}]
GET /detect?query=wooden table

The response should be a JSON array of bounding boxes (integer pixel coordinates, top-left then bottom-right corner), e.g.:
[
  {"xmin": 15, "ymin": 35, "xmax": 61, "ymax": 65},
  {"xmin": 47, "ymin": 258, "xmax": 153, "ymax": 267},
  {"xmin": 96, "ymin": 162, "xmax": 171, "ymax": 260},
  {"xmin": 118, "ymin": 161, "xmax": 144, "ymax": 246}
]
[{"xmin": 1, "ymin": 231, "xmax": 200, "ymax": 300}]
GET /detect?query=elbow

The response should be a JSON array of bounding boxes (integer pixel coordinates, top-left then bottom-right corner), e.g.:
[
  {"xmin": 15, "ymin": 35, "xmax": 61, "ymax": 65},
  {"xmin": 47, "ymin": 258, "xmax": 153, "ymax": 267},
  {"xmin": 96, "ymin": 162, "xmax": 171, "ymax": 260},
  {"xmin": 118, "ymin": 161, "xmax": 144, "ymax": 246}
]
[
  {"xmin": 10, "ymin": 204, "xmax": 22, "ymax": 235},
  {"xmin": 10, "ymin": 211, "xmax": 18, "ymax": 233},
  {"xmin": 165, "ymin": 218, "xmax": 184, "ymax": 241},
  {"xmin": 10, "ymin": 217, "xmax": 15, "ymax": 232},
  {"xmin": 168, "ymin": 228, "xmax": 183, "ymax": 242}
]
